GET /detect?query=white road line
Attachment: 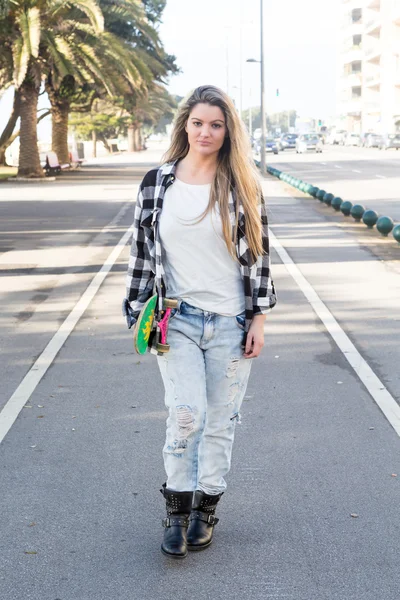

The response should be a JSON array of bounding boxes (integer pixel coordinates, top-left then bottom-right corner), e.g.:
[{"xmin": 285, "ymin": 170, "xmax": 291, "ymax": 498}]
[
  {"xmin": 352, "ymin": 169, "xmax": 362, "ymax": 173},
  {"xmin": 270, "ymin": 229, "xmax": 400, "ymax": 438},
  {"xmin": 376, "ymin": 174, "xmax": 386, "ymax": 179},
  {"xmin": 334, "ymin": 165, "xmax": 342, "ymax": 169},
  {"xmin": 0, "ymin": 203, "xmax": 134, "ymax": 445},
  {"xmin": 320, "ymin": 162, "xmax": 327, "ymax": 165},
  {"xmin": 273, "ymin": 169, "xmax": 332, "ymax": 175}
]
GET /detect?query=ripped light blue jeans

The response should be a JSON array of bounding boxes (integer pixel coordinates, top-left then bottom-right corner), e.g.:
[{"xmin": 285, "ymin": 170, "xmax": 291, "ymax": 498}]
[{"xmin": 157, "ymin": 301, "xmax": 253, "ymax": 495}]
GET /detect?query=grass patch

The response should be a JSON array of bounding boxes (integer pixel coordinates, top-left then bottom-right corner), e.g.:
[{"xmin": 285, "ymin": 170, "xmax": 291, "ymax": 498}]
[{"xmin": 0, "ymin": 166, "xmax": 18, "ymax": 180}]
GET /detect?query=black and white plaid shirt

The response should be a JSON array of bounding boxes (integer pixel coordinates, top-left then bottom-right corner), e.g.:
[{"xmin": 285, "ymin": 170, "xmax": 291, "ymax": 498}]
[{"xmin": 124, "ymin": 159, "xmax": 277, "ymax": 354}]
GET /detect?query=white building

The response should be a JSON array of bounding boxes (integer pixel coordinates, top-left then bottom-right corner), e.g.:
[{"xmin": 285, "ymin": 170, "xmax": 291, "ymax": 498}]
[{"xmin": 337, "ymin": 0, "xmax": 400, "ymax": 134}]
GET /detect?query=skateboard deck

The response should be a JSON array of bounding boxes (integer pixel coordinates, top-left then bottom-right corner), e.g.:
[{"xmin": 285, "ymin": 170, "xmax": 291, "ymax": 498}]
[{"xmin": 133, "ymin": 294, "xmax": 158, "ymax": 355}]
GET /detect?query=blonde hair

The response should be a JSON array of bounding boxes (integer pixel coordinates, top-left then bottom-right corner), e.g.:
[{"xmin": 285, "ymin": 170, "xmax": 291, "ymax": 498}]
[{"xmin": 162, "ymin": 85, "xmax": 264, "ymax": 260}]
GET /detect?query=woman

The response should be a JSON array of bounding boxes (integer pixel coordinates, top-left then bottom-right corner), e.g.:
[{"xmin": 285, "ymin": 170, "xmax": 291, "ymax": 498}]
[{"xmin": 124, "ymin": 85, "xmax": 276, "ymax": 559}]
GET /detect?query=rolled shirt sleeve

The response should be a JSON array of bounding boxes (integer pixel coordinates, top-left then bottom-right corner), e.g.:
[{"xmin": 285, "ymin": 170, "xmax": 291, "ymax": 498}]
[
  {"xmin": 124, "ymin": 185, "xmax": 155, "ymax": 326},
  {"xmin": 252, "ymin": 194, "xmax": 277, "ymax": 315}
]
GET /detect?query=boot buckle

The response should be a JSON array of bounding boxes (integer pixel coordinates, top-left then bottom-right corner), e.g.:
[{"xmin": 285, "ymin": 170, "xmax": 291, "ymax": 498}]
[
  {"xmin": 190, "ymin": 510, "xmax": 219, "ymax": 525},
  {"xmin": 162, "ymin": 516, "xmax": 189, "ymax": 528}
]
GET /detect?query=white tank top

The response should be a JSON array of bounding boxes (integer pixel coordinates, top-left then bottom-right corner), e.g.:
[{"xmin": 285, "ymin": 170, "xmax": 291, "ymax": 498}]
[{"xmin": 159, "ymin": 178, "xmax": 245, "ymax": 316}]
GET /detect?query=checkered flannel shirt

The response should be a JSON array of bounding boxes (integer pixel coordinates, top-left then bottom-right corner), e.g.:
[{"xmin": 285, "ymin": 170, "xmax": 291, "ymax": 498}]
[{"xmin": 123, "ymin": 159, "xmax": 277, "ymax": 354}]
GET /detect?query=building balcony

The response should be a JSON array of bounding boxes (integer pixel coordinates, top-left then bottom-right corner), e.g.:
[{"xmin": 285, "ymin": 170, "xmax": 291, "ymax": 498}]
[
  {"xmin": 366, "ymin": 0, "xmax": 380, "ymax": 10},
  {"xmin": 365, "ymin": 73, "xmax": 381, "ymax": 87},
  {"xmin": 349, "ymin": 22, "xmax": 364, "ymax": 35},
  {"xmin": 348, "ymin": 73, "xmax": 363, "ymax": 86},
  {"xmin": 342, "ymin": 37, "xmax": 362, "ymax": 52},
  {"xmin": 343, "ymin": 46, "xmax": 363, "ymax": 63},
  {"xmin": 341, "ymin": 17, "xmax": 363, "ymax": 33},
  {"xmin": 365, "ymin": 16, "xmax": 381, "ymax": 35},
  {"xmin": 342, "ymin": 1, "xmax": 365, "ymax": 12},
  {"xmin": 364, "ymin": 43, "xmax": 381, "ymax": 63}
]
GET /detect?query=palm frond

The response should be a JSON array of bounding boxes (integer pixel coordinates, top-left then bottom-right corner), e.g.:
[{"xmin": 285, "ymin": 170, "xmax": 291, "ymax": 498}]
[
  {"xmin": 18, "ymin": 6, "xmax": 40, "ymax": 59},
  {"xmin": 42, "ymin": 30, "xmax": 75, "ymax": 85},
  {"xmin": 12, "ymin": 35, "xmax": 29, "ymax": 86},
  {"xmin": 69, "ymin": 0, "xmax": 104, "ymax": 34},
  {"xmin": 71, "ymin": 42, "xmax": 113, "ymax": 95}
]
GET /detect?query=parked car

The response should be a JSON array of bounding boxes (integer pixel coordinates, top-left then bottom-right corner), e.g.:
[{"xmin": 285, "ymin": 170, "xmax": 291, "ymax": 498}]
[
  {"xmin": 296, "ymin": 134, "xmax": 323, "ymax": 154},
  {"xmin": 278, "ymin": 133, "xmax": 298, "ymax": 151},
  {"xmin": 328, "ymin": 130, "xmax": 347, "ymax": 145},
  {"xmin": 364, "ymin": 133, "xmax": 384, "ymax": 148},
  {"xmin": 266, "ymin": 138, "xmax": 279, "ymax": 154},
  {"xmin": 254, "ymin": 138, "xmax": 279, "ymax": 155},
  {"xmin": 320, "ymin": 127, "xmax": 328, "ymax": 142},
  {"xmin": 345, "ymin": 133, "xmax": 361, "ymax": 146},
  {"xmin": 360, "ymin": 133, "xmax": 372, "ymax": 147},
  {"xmin": 379, "ymin": 134, "xmax": 400, "ymax": 150}
]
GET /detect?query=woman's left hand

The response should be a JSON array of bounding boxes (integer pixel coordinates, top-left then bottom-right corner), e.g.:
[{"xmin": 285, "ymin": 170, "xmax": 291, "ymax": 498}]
[{"xmin": 244, "ymin": 314, "xmax": 266, "ymax": 358}]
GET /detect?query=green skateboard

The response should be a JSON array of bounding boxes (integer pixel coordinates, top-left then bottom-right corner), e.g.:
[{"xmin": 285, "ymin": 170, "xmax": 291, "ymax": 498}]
[{"xmin": 133, "ymin": 294, "xmax": 158, "ymax": 355}]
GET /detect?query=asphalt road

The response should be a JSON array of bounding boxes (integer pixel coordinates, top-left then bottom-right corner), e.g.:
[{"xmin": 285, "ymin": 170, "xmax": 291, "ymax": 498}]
[
  {"xmin": 1, "ymin": 145, "xmax": 399, "ymax": 600},
  {"xmin": 268, "ymin": 144, "xmax": 400, "ymax": 221}
]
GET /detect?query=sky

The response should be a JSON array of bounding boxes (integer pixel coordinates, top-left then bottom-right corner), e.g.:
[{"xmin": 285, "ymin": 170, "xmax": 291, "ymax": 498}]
[
  {"xmin": 159, "ymin": 0, "xmax": 340, "ymax": 119},
  {"xmin": 0, "ymin": 0, "xmax": 340, "ymax": 140}
]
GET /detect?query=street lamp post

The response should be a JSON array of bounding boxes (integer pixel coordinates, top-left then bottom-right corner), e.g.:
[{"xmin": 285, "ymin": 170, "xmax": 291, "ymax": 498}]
[
  {"xmin": 249, "ymin": 102, "xmax": 252, "ymax": 137},
  {"xmin": 259, "ymin": 0, "xmax": 266, "ymax": 176},
  {"xmin": 246, "ymin": 1, "xmax": 266, "ymax": 175}
]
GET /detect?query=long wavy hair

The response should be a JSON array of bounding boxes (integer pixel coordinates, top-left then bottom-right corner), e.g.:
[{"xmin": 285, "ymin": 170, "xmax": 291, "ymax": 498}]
[{"xmin": 162, "ymin": 85, "xmax": 264, "ymax": 260}]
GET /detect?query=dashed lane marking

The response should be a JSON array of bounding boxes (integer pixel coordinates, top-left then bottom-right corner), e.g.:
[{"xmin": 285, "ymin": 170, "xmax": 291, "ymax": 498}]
[
  {"xmin": 0, "ymin": 201, "xmax": 135, "ymax": 445},
  {"xmin": 270, "ymin": 229, "xmax": 400, "ymax": 438},
  {"xmin": 272, "ymin": 169, "xmax": 333, "ymax": 175},
  {"xmin": 376, "ymin": 174, "xmax": 386, "ymax": 179},
  {"xmin": 352, "ymin": 169, "xmax": 362, "ymax": 173}
]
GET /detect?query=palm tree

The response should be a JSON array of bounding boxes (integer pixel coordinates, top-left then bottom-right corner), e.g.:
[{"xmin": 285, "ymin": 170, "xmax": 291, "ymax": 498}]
[
  {"xmin": 0, "ymin": 13, "xmax": 48, "ymax": 166},
  {"xmin": 0, "ymin": 14, "xmax": 20, "ymax": 165},
  {"xmin": 3, "ymin": 0, "xmax": 104, "ymax": 177},
  {"xmin": 43, "ymin": 5, "xmax": 154, "ymax": 163},
  {"xmin": 69, "ymin": 84, "xmax": 176, "ymax": 154},
  {"xmin": 47, "ymin": 0, "xmax": 178, "ymax": 161},
  {"xmin": 99, "ymin": 0, "xmax": 179, "ymax": 151},
  {"xmin": 125, "ymin": 83, "xmax": 177, "ymax": 151},
  {"xmin": 1, "ymin": 0, "xmax": 178, "ymax": 173}
]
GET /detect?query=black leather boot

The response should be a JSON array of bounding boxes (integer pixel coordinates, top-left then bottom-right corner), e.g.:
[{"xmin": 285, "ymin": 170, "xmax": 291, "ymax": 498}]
[
  {"xmin": 160, "ymin": 484, "xmax": 193, "ymax": 559},
  {"xmin": 187, "ymin": 490, "xmax": 224, "ymax": 551}
]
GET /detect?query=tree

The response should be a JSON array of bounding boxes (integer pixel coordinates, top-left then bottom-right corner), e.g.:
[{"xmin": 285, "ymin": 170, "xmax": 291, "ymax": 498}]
[
  {"xmin": 45, "ymin": 0, "xmax": 179, "ymax": 162},
  {"xmin": 0, "ymin": 14, "xmax": 50, "ymax": 166},
  {"xmin": 1, "ymin": 0, "xmax": 179, "ymax": 172},
  {"xmin": 123, "ymin": 84, "xmax": 177, "ymax": 151},
  {"xmin": 44, "ymin": 0, "xmax": 158, "ymax": 163},
  {"xmin": 70, "ymin": 99, "xmax": 125, "ymax": 153},
  {"xmin": 1, "ymin": 0, "xmax": 105, "ymax": 177},
  {"xmin": 101, "ymin": 0, "xmax": 179, "ymax": 84},
  {"xmin": 70, "ymin": 85, "xmax": 177, "ymax": 154},
  {"xmin": 99, "ymin": 0, "xmax": 179, "ymax": 150}
]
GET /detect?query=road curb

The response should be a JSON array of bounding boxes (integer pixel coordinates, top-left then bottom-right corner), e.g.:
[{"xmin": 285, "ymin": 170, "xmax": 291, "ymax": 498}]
[
  {"xmin": 8, "ymin": 177, "xmax": 57, "ymax": 182},
  {"xmin": 266, "ymin": 165, "xmax": 400, "ymax": 244}
]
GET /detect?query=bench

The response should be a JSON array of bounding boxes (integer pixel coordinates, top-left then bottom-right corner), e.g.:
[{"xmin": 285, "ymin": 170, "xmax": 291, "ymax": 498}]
[
  {"xmin": 69, "ymin": 149, "xmax": 85, "ymax": 169},
  {"xmin": 43, "ymin": 151, "xmax": 70, "ymax": 176}
]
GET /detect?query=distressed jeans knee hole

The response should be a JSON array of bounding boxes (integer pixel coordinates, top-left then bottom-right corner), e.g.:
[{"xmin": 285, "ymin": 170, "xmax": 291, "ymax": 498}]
[{"xmin": 226, "ymin": 357, "xmax": 240, "ymax": 379}]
